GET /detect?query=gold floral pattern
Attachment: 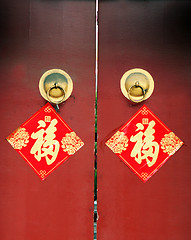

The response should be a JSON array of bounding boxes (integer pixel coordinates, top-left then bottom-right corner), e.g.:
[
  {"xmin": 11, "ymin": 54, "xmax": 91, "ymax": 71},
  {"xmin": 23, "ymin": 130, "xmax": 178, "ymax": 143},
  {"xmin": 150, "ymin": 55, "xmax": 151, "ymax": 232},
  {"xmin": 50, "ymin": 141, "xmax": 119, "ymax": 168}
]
[
  {"xmin": 7, "ymin": 127, "xmax": 29, "ymax": 150},
  {"xmin": 61, "ymin": 132, "xmax": 84, "ymax": 155},
  {"xmin": 106, "ymin": 131, "xmax": 129, "ymax": 154},
  {"xmin": 160, "ymin": 132, "xmax": 183, "ymax": 155}
]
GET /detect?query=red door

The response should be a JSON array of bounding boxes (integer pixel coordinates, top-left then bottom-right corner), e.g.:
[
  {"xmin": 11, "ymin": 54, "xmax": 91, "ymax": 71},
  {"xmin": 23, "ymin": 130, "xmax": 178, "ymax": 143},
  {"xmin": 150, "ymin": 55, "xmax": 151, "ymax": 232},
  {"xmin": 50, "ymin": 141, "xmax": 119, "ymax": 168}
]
[
  {"xmin": 0, "ymin": 1, "xmax": 95, "ymax": 239},
  {"xmin": 98, "ymin": 1, "xmax": 191, "ymax": 239}
]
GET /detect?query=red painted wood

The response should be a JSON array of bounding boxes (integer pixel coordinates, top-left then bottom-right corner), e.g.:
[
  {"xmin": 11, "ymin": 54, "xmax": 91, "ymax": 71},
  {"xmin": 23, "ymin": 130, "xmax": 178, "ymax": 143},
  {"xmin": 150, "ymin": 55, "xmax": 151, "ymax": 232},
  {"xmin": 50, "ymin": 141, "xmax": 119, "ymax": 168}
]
[
  {"xmin": 0, "ymin": 1, "xmax": 95, "ymax": 239},
  {"xmin": 98, "ymin": 1, "xmax": 191, "ymax": 239}
]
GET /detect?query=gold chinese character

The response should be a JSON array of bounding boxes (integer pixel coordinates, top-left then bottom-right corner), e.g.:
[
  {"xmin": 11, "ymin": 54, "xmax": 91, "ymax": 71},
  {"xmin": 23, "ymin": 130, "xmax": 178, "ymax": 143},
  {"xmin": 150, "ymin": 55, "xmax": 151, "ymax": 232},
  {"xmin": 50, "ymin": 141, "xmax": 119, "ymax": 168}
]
[
  {"xmin": 142, "ymin": 118, "xmax": 149, "ymax": 125},
  {"xmin": 45, "ymin": 116, "xmax": 51, "ymax": 122},
  {"xmin": 30, "ymin": 119, "xmax": 60, "ymax": 165},
  {"xmin": 130, "ymin": 120, "xmax": 159, "ymax": 167}
]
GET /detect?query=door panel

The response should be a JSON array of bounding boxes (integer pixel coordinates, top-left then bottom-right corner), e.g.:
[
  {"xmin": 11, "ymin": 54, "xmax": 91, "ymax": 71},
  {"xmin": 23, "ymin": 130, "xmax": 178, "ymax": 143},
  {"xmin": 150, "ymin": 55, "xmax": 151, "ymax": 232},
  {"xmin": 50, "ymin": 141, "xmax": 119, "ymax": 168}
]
[
  {"xmin": 0, "ymin": 1, "xmax": 95, "ymax": 239},
  {"xmin": 98, "ymin": 1, "xmax": 191, "ymax": 239}
]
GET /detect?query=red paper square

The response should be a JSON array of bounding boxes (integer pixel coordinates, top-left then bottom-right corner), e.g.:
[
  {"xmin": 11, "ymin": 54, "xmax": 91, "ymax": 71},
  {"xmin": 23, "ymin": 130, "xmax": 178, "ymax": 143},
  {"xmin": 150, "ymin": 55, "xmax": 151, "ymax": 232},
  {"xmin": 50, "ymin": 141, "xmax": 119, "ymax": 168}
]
[
  {"xmin": 106, "ymin": 105, "xmax": 183, "ymax": 182},
  {"xmin": 7, "ymin": 103, "xmax": 84, "ymax": 180}
]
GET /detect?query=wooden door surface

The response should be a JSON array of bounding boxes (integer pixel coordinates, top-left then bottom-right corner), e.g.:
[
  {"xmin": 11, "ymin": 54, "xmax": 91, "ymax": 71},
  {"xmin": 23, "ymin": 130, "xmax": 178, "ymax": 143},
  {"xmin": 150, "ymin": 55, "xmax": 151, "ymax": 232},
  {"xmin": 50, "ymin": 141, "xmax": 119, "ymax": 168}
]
[
  {"xmin": 98, "ymin": 1, "xmax": 191, "ymax": 239},
  {"xmin": 0, "ymin": 0, "xmax": 95, "ymax": 239}
]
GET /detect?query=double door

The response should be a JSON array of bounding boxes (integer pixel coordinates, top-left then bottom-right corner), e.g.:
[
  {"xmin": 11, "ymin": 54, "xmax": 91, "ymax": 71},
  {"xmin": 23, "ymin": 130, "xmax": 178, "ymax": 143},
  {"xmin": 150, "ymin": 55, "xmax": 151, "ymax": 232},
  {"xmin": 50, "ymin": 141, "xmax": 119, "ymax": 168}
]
[{"xmin": 0, "ymin": 1, "xmax": 190, "ymax": 239}]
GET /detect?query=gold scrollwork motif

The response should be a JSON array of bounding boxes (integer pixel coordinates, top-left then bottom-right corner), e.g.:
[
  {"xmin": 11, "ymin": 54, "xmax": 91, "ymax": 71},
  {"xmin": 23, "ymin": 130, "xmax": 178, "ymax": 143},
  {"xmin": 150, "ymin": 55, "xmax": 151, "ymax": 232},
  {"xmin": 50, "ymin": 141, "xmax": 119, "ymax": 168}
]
[
  {"xmin": 141, "ymin": 172, "xmax": 149, "ymax": 181},
  {"xmin": 7, "ymin": 127, "xmax": 29, "ymax": 150},
  {"xmin": 141, "ymin": 107, "xmax": 148, "ymax": 115},
  {"xmin": 44, "ymin": 106, "xmax": 52, "ymax": 113},
  {"xmin": 160, "ymin": 132, "xmax": 183, "ymax": 156},
  {"xmin": 106, "ymin": 131, "xmax": 129, "ymax": 154},
  {"xmin": 61, "ymin": 132, "xmax": 84, "ymax": 155},
  {"xmin": 39, "ymin": 170, "xmax": 47, "ymax": 178}
]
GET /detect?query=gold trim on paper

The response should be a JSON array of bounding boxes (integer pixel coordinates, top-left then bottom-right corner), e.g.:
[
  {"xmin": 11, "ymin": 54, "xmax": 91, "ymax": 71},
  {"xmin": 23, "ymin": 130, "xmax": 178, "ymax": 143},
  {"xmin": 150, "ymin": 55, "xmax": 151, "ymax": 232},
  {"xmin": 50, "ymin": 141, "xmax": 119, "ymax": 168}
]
[
  {"xmin": 7, "ymin": 127, "xmax": 29, "ymax": 150},
  {"xmin": 61, "ymin": 132, "xmax": 84, "ymax": 155},
  {"xmin": 106, "ymin": 131, "xmax": 129, "ymax": 154},
  {"xmin": 160, "ymin": 132, "xmax": 183, "ymax": 156}
]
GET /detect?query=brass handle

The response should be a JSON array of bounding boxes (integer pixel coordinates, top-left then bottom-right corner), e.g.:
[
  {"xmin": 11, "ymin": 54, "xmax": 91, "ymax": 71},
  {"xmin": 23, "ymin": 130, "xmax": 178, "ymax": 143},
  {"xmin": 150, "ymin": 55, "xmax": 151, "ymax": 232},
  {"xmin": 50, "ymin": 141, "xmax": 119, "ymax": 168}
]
[
  {"xmin": 39, "ymin": 69, "xmax": 73, "ymax": 105},
  {"xmin": 127, "ymin": 81, "xmax": 146, "ymax": 103},
  {"xmin": 46, "ymin": 83, "xmax": 66, "ymax": 105},
  {"xmin": 120, "ymin": 68, "xmax": 154, "ymax": 103}
]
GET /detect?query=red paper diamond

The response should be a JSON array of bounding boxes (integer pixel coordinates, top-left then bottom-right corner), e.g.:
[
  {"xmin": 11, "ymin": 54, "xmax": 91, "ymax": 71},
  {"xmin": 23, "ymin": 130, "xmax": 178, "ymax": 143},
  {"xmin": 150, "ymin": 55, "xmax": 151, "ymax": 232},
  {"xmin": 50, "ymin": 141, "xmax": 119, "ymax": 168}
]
[
  {"xmin": 7, "ymin": 103, "xmax": 84, "ymax": 180},
  {"xmin": 106, "ymin": 105, "xmax": 183, "ymax": 182}
]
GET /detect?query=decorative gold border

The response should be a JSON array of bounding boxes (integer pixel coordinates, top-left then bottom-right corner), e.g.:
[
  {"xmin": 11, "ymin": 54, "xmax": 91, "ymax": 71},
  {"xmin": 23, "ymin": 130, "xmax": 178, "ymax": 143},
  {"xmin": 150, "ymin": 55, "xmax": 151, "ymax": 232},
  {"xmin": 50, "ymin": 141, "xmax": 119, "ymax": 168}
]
[
  {"xmin": 120, "ymin": 144, "xmax": 184, "ymax": 182},
  {"xmin": 120, "ymin": 105, "xmax": 169, "ymax": 132},
  {"xmin": 108, "ymin": 105, "xmax": 184, "ymax": 182},
  {"xmin": 19, "ymin": 151, "xmax": 68, "ymax": 180},
  {"xmin": 23, "ymin": 103, "xmax": 71, "ymax": 131},
  {"xmin": 10, "ymin": 103, "xmax": 80, "ymax": 180}
]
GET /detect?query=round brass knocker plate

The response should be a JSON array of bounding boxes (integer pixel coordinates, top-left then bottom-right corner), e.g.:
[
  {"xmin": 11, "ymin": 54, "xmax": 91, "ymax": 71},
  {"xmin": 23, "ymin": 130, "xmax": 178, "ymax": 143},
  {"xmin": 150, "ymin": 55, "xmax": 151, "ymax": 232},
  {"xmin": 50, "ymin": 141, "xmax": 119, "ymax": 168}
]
[
  {"xmin": 120, "ymin": 68, "xmax": 154, "ymax": 103},
  {"xmin": 39, "ymin": 69, "xmax": 73, "ymax": 104}
]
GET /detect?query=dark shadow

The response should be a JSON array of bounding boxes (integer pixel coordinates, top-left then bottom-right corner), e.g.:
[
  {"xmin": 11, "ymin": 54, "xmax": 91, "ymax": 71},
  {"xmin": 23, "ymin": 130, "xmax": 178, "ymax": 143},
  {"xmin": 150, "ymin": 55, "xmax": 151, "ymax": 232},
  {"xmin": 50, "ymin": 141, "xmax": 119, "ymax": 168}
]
[
  {"xmin": 37, "ymin": 0, "xmax": 94, "ymax": 2},
  {"xmin": 163, "ymin": 2, "xmax": 191, "ymax": 47},
  {"xmin": 0, "ymin": 1, "xmax": 30, "ymax": 55},
  {"xmin": 0, "ymin": 2, "xmax": 12, "ymax": 44}
]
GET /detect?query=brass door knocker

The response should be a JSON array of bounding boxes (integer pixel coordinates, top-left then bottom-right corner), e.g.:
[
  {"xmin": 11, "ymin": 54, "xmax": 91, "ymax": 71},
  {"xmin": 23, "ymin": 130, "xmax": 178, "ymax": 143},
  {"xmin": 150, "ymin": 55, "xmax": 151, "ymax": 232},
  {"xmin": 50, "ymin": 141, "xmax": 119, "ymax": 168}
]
[
  {"xmin": 39, "ymin": 69, "xmax": 73, "ymax": 108},
  {"xmin": 120, "ymin": 68, "xmax": 154, "ymax": 103}
]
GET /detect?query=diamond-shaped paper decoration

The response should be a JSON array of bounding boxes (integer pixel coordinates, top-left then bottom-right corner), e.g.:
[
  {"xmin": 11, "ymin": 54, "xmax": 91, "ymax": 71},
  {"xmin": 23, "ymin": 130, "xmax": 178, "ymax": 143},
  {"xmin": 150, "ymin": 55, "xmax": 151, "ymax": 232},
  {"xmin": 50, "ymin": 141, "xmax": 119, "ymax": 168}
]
[
  {"xmin": 106, "ymin": 105, "xmax": 183, "ymax": 182},
  {"xmin": 7, "ymin": 103, "xmax": 84, "ymax": 180}
]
